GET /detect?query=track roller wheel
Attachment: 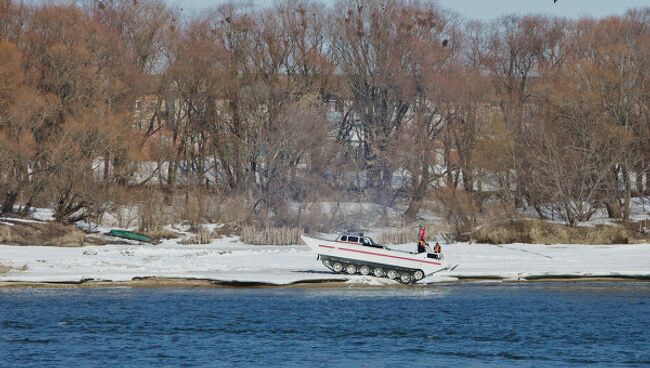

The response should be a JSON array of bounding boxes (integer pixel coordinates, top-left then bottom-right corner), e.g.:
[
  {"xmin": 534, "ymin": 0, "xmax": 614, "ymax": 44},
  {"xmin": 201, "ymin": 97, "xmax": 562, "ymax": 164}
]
[
  {"xmin": 321, "ymin": 259, "xmax": 331, "ymax": 268},
  {"xmin": 386, "ymin": 269, "xmax": 398, "ymax": 280},
  {"xmin": 332, "ymin": 262, "xmax": 344, "ymax": 273},
  {"xmin": 359, "ymin": 265, "xmax": 371, "ymax": 276},
  {"xmin": 413, "ymin": 270, "xmax": 424, "ymax": 281},
  {"xmin": 345, "ymin": 264, "xmax": 357, "ymax": 275},
  {"xmin": 373, "ymin": 268, "xmax": 385, "ymax": 277},
  {"xmin": 399, "ymin": 273, "xmax": 412, "ymax": 284}
]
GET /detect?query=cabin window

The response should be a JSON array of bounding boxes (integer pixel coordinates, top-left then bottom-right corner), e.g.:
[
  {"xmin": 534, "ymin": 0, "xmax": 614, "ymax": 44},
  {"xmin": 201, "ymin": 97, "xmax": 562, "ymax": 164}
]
[
  {"xmin": 348, "ymin": 236, "xmax": 359, "ymax": 243},
  {"xmin": 340, "ymin": 236, "xmax": 347, "ymax": 241}
]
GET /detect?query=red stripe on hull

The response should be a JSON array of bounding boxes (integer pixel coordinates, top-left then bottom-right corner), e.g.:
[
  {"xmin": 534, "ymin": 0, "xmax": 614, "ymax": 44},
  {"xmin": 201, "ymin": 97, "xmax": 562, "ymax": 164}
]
[{"xmin": 318, "ymin": 244, "xmax": 441, "ymax": 266}]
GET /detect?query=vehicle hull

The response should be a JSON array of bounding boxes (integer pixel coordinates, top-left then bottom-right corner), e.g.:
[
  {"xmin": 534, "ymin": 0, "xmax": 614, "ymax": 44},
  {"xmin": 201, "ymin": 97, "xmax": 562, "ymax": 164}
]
[{"xmin": 301, "ymin": 236, "xmax": 448, "ymax": 282}]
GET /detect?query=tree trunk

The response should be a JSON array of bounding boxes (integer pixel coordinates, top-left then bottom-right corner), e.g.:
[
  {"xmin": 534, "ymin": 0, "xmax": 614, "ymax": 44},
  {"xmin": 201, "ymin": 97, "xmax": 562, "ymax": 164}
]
[
  {"xmin": 404, "ymin": 159, "xmax": 433, "ymax": 222},
  {"xmin": 514, "ymin": 169, "xmax": 527, "ymax": 209},
  {"xmin": 604, "ymin": 198, "xmax": 622, "ymax": 219},
  {"xmin": 620, "ymin": 164, "xmax": 631, "ymax": 220},
  {"xmin": 104, "ymin": 154, "xmax": 110, "ymax": 181},
  {"xmin": 1, "ymin": 191, "xmax": 18, "ymax": 215},
  {"xmin": 635, "ymin": 169, "xmax": 643, "ymax": 197},
  {"xmin": 403, "ymin": 178, "xmax": 429, "ymax": 222},
  {"xmin": 462, "ymin": 168, "xmax": 473, "ymax": 192}
]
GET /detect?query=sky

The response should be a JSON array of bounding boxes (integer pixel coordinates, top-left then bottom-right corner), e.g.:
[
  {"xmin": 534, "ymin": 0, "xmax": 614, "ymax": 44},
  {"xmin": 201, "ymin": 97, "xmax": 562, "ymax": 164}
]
[{"xmin": 167, "ymin": 0, "xmax": 650, "ymax": 21}]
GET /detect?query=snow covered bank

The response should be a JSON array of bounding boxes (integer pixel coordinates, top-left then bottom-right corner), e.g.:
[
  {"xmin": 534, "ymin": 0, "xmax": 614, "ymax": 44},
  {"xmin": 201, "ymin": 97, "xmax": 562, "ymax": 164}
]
[
  {"xmin": 441, "ymin": 243, "xmax": 650, "ymax": 281},
  {"xmin": 0, "ymin": 238, "xmax": 649, "ymax": 286}
]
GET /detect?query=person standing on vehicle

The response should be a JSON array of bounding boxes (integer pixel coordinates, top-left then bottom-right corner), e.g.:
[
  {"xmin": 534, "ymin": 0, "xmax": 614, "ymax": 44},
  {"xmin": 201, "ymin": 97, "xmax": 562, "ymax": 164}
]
[{"xmin": 417, "ymin": 225, "xmax": 428, "ymax": 253}]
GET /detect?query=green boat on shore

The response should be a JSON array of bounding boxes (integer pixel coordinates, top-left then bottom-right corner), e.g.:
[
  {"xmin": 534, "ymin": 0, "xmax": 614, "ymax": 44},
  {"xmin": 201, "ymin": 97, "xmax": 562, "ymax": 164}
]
[{"xmin": 108, "ymin": 229, "xmax": 154, "ymax": 243}]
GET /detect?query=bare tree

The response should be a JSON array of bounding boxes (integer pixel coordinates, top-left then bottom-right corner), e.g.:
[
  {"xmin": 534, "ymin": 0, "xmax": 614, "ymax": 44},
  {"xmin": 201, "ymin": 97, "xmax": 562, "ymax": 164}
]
[{"xmin": 333, "ymin": 0, "xmax": 456, "ymax": 218}]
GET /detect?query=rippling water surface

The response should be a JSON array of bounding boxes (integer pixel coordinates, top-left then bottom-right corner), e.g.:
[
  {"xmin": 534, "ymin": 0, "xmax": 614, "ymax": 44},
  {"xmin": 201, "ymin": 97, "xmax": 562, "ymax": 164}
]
[{"xmin": 1, "ymin": 283, "xmax": 649, "ymax": 367}]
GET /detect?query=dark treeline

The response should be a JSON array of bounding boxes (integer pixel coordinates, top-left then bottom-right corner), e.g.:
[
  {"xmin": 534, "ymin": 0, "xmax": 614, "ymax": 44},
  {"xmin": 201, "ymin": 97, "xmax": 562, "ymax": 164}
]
[{"xmin": 1, "ymin": 0, "xmax": 649, "ymax": 233}]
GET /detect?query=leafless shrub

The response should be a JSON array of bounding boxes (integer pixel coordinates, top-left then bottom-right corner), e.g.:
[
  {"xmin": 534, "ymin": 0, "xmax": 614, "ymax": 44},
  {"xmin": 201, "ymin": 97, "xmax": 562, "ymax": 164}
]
[
  {"xmin": 293, "ymin": 203, "xmax": 332, "ymax": 233},
  {"xmin": 212, "ymin": 195, "xmax": 253, "ymax": 226},
  {"xmin": 175, "ymin": 188, "xmax": 213, "ymax": 227},
  {"xmin": 435, "ymin": 188, "xmax": 481, "ymax": 238},
  {"xmin": 114, "ymin": 205, "xmax": 139, "ymax": 229},
  {"xmin": 137, "ymin": 191, "xmax": 169, "ymax": 232}
]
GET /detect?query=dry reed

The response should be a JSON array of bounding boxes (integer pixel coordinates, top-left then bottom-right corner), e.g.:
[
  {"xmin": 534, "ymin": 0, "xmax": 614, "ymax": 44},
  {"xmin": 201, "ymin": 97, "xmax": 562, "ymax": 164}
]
[
  {"xmin": 376, "ymin": 228, "xmax": 416, "ymax": 245},
  {"xmin": 240, "ymin": 225, "xmax": 302, "ymax": 245},
  {"xmin": 376, "ymin": 224, "xmax": 443, "ymax": 245},
  {"xmin": 473, "ymin": 220, "xmax": 640, "ymax": 245},
  {"xmin": 180, "ymin": 227, "xmax": 213, "ymax": 245}
]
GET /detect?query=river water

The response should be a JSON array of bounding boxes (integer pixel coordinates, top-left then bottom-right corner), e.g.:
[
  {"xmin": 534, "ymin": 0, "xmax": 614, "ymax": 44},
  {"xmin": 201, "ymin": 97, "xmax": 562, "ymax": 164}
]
[{"xmin": 1, "ymin": 283, "xmax": 649, "ymax": 367}]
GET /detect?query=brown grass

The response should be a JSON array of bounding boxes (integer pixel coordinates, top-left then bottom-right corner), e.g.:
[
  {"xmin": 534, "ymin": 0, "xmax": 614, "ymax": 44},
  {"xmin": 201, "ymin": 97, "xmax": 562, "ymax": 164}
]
[
  {"xmin": 144, "ymin": 229, "xmax": 180, "ymax": 240},
  {"xmin": 472, "ymin": 219, "xmax": 643, "ymax": 245},
  {"xmin": 0, "ymin": 221, "xmax": 85, "ymax": 247},
  {"xmin": 0, "ymin": 263, "xmax": 27, "ymax": 274},
  {"xmin": 0, "ymin": 226, "xmax": 11, "ymax": 244},
  {"xmin": 240, "ymin": 225, "xmax": 302, "ymax": 245}
]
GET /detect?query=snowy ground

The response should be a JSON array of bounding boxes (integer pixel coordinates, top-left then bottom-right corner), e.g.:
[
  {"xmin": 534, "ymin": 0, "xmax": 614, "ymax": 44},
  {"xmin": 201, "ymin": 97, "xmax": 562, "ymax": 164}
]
[{"xmin": 1, "ymin": 238, "xmax": 649, "ymax": 286}]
